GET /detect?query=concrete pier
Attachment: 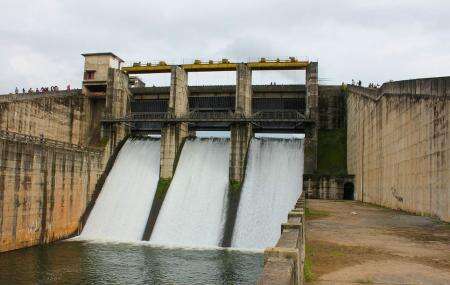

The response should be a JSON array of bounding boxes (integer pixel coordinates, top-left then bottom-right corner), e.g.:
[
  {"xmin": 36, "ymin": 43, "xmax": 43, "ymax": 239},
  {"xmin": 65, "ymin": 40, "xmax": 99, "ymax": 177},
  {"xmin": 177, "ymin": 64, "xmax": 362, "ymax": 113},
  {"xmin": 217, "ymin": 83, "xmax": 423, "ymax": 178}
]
[
  {"xmin": 230, "ymin": 63, "xmax": 253, "ymax": 183},
  {"xmin": 304, "ymin": 62, "xmax": 319, "ymax": 174},
  {"xmin": 159, "ymin": 66, "xmax": 189, "ymax": 179}
]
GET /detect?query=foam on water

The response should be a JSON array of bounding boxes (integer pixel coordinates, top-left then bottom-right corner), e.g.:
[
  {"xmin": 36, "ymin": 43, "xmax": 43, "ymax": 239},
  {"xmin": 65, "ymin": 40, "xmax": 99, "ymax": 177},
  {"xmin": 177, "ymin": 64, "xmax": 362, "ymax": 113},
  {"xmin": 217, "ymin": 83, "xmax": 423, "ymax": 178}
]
[
  {"xmin": 231, "ymin": 138, "xmax": 304, "ymax": 249},
  {"xmin": 150, "ymin": 138, "xmax": 230, "ymax": 247},
  {"xmin": 79, "ymin": 139, "xmax": 160, "ymax": 242}
]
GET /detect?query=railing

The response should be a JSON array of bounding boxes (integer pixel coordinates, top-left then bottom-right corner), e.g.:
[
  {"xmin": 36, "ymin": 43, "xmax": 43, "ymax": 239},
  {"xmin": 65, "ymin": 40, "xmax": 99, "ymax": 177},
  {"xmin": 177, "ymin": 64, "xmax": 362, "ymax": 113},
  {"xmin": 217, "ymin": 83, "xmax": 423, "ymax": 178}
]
[
  {"xmin": 101, "ymin": 110, "xmax": 310, "ymax": 124},
  {"xmin": 0, "ymin": 90, "xmax": 82, "ymax": 103},
  {"xmin": 123, "ymin": 57, "xmax": 310, "ymax": 69},
  {"xmin": 122, "ymin": 57, "xmax": 310, "ymax": 74},
  {"xmin": 0, "ymin": 130, "xmax": 102, "ymax": 154}
]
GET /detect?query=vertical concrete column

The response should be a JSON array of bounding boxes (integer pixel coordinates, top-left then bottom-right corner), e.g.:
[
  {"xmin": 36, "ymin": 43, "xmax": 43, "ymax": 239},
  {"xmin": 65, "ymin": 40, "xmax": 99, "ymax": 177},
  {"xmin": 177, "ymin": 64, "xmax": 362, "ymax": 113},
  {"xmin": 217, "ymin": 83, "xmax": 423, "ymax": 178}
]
[
  {"xmin": 306, "ymin": 62, "xmax": 319, "ymax": 121},
  {"xmin": 104, "ymin": 69, "xmax": 131, "ymax": 156},
  {"xmin": 304, "ymin": 62, "xmax": 319, "ymax": 174},
  {"xmin": 160, "ymin": 66, "xmax": 189, "ymax": 179},
  {"xmin": 230, "ymin": 64, "xmax": 253, "ymax": 183},
  {"xmin": 235, "ymin": 63, "xmax": 252, "ymax": 115}
]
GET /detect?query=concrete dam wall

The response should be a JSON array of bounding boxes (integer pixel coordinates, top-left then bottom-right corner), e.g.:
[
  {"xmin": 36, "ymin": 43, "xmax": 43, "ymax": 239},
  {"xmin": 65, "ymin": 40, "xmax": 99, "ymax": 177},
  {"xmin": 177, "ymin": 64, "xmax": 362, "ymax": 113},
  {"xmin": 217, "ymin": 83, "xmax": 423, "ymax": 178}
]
[
  {"xmin": 0, "ymin": 58, "xmax": 131, "ymax": 252},
  {"xmin": 347, "ymin": 77, "xmax": 450, "ymax": 221},
  {"xmin": 0, "ymin": 92, "xmax": 115, "ymax": 252},
  {"xmin": 0, "ymin": 133, "xmax": 103, "ymax": 252}
]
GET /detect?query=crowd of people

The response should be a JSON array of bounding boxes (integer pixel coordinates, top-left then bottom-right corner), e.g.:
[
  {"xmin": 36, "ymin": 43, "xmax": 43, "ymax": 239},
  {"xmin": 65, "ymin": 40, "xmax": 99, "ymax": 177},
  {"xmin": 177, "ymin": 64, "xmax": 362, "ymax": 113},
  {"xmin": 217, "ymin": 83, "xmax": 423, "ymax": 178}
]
[
  {"xmin": 14, "ymin": 85, "xmax": 71, "ymax": 95},
  {"xmin": 351, "ymin": 80, "xmax": 380, "ymax": 89}
]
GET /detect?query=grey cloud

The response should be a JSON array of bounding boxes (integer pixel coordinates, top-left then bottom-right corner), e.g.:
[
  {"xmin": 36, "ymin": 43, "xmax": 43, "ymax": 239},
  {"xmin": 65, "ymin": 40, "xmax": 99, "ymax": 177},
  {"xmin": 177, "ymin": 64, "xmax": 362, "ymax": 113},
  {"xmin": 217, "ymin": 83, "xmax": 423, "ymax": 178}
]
[{"xmin": 0, "ymin": 0, "xmax": 449, "ymax": 93}]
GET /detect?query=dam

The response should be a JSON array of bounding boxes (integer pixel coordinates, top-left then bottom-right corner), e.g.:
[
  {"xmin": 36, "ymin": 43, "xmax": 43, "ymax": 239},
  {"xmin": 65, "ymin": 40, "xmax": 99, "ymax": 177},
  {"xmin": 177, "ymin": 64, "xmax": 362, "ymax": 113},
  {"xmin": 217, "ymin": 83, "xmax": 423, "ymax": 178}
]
[{"xmin": 0, "ymin": 52, "xmax": 449, "ymax": 284}]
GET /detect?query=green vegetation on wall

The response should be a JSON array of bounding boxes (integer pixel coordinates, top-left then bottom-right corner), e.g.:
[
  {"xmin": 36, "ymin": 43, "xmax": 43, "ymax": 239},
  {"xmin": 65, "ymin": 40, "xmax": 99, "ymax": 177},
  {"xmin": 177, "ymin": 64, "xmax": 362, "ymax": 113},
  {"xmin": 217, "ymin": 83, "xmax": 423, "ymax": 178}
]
[
  {"xmin": 229, "ymin": 180, "xmax": 242, "ymax": 193},
  {"xmin": 317, "ymin": 129, "xmax": 347, "ymax": 175},
  {"xmin": 155, "ymin": 178, "xmax": 171, "ymax": 201}
]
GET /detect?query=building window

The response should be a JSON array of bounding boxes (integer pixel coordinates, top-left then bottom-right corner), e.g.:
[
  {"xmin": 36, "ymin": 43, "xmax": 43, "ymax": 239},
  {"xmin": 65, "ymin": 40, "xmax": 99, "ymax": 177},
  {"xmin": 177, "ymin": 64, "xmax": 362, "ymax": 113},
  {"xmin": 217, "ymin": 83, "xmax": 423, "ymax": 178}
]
[{"xmin": 84, "ymin": 70, "xmax": 96, "ymax": 80}]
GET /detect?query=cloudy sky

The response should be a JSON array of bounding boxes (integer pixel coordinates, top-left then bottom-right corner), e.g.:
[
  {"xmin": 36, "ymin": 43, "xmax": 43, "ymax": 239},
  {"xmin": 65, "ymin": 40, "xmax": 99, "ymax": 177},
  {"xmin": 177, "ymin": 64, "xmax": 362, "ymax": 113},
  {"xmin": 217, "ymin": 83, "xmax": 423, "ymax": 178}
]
[{"xmin": 1, "ymin": 0, "xmax": 449, "ymax": 94}]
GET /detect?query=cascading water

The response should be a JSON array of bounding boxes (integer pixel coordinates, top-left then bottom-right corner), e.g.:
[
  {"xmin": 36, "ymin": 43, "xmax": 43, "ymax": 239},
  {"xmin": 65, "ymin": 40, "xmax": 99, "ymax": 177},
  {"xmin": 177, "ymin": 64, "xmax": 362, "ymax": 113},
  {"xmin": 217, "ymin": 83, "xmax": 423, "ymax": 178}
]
[
  {"xmin": 231, "ymin": 138, "xmax": 304, "ymax": 249},
  {"xmin": 150, "ymin": 138, "xmax": 230, "ymax": 247},
  {"xmin": 79, "ymin": 139, "xmax": 160, "ymax": 241}
]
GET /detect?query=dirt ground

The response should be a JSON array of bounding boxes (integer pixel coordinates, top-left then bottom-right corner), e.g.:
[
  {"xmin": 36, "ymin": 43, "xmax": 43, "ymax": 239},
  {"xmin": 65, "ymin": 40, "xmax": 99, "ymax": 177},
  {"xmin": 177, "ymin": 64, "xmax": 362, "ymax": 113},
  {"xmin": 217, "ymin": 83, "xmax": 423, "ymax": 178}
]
[{"xmin": 306, "ymin": 199, "xmax": 450, "ymax": 285}]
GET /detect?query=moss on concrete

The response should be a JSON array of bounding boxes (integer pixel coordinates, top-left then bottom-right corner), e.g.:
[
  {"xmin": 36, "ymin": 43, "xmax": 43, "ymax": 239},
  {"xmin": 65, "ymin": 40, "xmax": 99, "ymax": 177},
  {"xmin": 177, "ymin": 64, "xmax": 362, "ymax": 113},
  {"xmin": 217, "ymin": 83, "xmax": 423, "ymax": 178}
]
[
  {"xmin": 317, "ymin": 129, "xmax": 347, "ymax": 175},
  {"xmin": 229, "ymin": 180, "xmax": 242, "ymax": 193},
  {"xmin": 99, "ymin": 136, "xmax": 109, "ymax": 147},
  {"xmin": 155, "ymin": 178, "xmax": 171, "ymax": 201},
  {"xmin": 172, "ymin": 137, "xmax": 187, "ymax": 175},
  {"xmin": 142, "ymin": 177, "xmax": 171, "ymax": 240}
]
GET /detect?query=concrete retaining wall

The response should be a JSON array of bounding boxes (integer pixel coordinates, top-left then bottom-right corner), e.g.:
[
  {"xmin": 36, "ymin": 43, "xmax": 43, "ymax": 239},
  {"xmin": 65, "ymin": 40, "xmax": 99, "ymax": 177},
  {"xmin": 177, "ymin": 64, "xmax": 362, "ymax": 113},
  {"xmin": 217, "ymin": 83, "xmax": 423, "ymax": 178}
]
[
  {"xmin": 304, "ymin": 175, "xmax": 354, "ymax": 199},
  {"xmin": 318, "ymin": 85, "xmax": 346, "ymax": 130},
  {"xmin": 258, "ymin": 193, "xmax": 306, "ymax": 285},
  {"xmin": 347, "ymin": 77, "xmax": 450, "ymax": 221},
  {"xmin": 0, "ymin": 132, "xmax": 103, "ymax": 252}
]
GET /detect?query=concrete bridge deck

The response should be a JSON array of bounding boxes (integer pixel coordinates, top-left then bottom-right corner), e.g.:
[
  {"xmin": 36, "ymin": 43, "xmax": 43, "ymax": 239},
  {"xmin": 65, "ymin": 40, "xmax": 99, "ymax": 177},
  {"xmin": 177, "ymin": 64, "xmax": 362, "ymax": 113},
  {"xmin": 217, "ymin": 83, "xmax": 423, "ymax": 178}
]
[{"xmin": 305, "ymin": 200, "xmax": 450, "ymax": 285}]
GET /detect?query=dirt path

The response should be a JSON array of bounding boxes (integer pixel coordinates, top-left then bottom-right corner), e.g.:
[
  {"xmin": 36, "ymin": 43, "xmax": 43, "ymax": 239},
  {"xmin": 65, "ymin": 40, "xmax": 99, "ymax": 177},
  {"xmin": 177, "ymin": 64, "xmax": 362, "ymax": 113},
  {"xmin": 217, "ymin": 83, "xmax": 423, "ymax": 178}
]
[{"xmin": 306, "ymin": 199, "xmax": 450, "ymax": 285}]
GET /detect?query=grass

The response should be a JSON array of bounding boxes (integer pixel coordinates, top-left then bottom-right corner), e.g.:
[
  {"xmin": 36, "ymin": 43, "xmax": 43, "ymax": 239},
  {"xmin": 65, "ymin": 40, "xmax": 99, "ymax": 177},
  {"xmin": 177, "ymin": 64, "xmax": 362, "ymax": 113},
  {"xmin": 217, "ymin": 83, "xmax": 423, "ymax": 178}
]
[
  {"xmin": 435, "ymin": 220, "xmax": 450, "ymax": 230},
  {"xmin": 304, "ymin": 244, "xmax": 314, "ymax": 282},
  {"xmin": 355, "ymin": 278, "xmax": 374, "ymax": 284},
  {"xmin": 329, "ymin": 250, "xmax": 345, "ymax": 257},
  {"xmin": 305, "ymin": 207, "xmax": 330, "ymax": 219},
  {"xmin": 304, "ymin": 256, "xmax": 314, "ymax": 282}
]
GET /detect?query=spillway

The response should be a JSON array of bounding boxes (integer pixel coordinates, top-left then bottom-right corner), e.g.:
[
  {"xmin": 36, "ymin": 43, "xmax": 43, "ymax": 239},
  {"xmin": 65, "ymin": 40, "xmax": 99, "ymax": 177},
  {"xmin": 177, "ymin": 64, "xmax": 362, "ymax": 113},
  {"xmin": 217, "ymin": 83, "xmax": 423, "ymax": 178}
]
[
  {"xmin": 150, "ymin": 138, "xmax": 230, "ymax": 247},
  {"xmin": 79, "ymin": 139, "xmax": 160, "ymax": 241},
  {"xmin": 231, "ymin": 138, "xmax": 304, "ymax": 249}
]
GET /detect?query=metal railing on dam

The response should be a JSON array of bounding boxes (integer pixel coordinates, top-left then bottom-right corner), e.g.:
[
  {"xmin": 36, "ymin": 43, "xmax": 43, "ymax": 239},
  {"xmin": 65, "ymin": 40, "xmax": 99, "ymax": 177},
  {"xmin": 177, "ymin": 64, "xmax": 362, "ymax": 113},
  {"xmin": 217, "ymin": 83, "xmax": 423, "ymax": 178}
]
[
  {"xmin": 123, "ymin": 57, "xmax": 309, "ymax": 74},
  {"xmin": 131, "ymin": 85, "xmax": 306, "ymax": 97},
  {"xmin": 131, "ymin": 85, "xmax": 307, "ymax": 114},
  {"xmin": 102, "ymin": 110, "xmax": 311, "ymax": 124},
  {"xmin": 0, "ymin": 129, "xmax": 101, "ymax": 154},
  {"xmin": 0, "ymin": 90, "xmax": 82, "ymax": 103}
]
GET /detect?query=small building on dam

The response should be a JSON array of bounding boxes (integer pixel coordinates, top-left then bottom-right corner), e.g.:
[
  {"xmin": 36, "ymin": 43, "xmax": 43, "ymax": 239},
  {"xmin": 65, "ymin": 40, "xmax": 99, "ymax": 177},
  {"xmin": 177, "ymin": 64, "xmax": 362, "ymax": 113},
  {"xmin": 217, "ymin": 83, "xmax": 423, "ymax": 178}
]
[{"xmin": 0, "ymin": 52, "xmax": 449, "ymax": 283}]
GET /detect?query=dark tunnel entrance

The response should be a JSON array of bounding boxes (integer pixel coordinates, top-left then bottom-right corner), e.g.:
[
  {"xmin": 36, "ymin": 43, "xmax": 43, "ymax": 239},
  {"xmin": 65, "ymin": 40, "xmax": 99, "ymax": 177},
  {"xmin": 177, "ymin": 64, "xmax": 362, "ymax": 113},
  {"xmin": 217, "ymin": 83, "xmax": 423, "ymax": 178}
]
[{"xmin": 343, "ymin": 182, "xmax": 354, "ymax": 200}]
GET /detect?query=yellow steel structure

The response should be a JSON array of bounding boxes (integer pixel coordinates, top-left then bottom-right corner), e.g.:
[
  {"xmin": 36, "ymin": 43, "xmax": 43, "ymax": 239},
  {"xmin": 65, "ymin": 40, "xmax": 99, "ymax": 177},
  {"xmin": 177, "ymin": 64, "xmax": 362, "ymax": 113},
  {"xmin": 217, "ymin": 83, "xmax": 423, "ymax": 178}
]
[{"xmin": 122, "ymin": 58, "xmax": 309, "ymax": 74}]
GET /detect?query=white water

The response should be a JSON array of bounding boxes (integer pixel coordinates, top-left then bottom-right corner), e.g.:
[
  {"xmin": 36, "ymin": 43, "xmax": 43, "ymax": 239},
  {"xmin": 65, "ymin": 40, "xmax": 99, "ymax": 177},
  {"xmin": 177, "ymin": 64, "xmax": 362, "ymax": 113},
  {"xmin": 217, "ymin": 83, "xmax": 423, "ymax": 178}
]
[
  {"xmin": 150, "ymin": 138, "xmax": 230, "ymax": 247},
  {"xmin": 79, "ymin": 139, "xmax": 160, "ymax": 242},
  {"xmin": 231, "ymin": 138, "xmax": 304, "ymax": 249}
]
